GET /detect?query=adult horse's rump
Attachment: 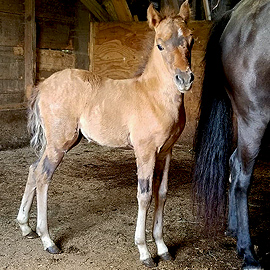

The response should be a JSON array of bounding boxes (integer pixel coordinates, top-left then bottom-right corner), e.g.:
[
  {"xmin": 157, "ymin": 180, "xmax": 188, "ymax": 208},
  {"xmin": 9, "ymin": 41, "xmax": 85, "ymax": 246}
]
[{"xmin": 194, "ymin": 0, "xmax": 270, "ymax": 269}]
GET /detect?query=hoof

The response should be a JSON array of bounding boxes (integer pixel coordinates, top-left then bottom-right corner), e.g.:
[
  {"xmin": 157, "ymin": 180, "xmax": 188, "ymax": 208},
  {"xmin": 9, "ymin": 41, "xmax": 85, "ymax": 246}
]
[
  {"xmin": 242, "ymin": 260, "xmax": 262, "ymax": 270},
  {"xmin": 141, "ymin": 258, "xmax": 156, "ymax": 268},
  {"xmin": 25, "ymin": 231, "xmax": 39, "ymax": 239},
  {"xmin": 160, "ymin": 252, "xmax": 173, "ymax": 261},
  {"xmin": 242, "ymin": 266, "xmax": 262, "ymax": 270},
  {"xmin": 46, "ymin": 245, "xmax": 61, "ymax": 254}
]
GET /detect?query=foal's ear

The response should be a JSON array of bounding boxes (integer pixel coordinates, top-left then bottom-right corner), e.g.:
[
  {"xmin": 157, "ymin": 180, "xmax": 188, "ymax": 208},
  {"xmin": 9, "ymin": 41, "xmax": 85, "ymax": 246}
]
[
  {"xmin": 179, "ymin": 0, "xmax": 191, "ymax": 22},
  {"xmin": 147, "ymin": 3, "xmax": 162, "ymax": 29}
]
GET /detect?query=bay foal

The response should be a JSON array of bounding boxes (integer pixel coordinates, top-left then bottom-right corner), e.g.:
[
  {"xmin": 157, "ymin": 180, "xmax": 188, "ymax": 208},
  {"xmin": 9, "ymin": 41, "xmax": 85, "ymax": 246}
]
[{"xmin": 17, "ymin": 1, "xmax": 194, "ymax": 267}]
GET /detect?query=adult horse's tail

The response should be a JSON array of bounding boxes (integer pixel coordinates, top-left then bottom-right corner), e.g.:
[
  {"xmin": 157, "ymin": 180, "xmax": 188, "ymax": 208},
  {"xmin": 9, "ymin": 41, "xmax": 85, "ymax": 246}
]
[
  {"xmin": 27, "ymin": 87, "xmax": 46, "ymax": 157},
  {"xmin": 193, "ymin": 12, "xmax": 233, "ymax": 226}
]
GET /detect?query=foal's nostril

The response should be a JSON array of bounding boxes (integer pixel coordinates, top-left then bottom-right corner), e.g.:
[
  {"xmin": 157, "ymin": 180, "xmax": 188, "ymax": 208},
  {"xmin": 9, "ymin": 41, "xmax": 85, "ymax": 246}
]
[
  {"xmin": 189, "ymin": 72, "xmax": 194, "ymax": 83},
  {"xmin": 175, "ymin": 74, "xmax": 184, "ymax": 85}
]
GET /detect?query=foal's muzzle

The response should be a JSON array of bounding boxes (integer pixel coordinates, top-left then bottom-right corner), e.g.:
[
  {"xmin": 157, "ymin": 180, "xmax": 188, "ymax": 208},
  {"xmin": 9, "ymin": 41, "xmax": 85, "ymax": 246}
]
[{"xmin": 174, "ymin": 69, "xmax": 194, "ymax": 93}]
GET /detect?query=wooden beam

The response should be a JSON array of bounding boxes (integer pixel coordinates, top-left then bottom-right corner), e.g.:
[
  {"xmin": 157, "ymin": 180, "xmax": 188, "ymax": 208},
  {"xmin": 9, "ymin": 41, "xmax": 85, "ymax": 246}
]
[
  {"xmin": 24, "ymin": 0, "xmax": 36, "ymax": 100},
  {"xmin": 103, "ymin": 0, "xmax": 119, "ymax": 21},
  {"xmin": 89, "ymin": 22, "xmax": 96, "ymax": 72},
  {"xmin": 80, "ymin": 0, "xmax": 111, "ymax": 21},
  {"xmin": 111, "ymin": 0, "xmax": 133, "ymax": 21}
]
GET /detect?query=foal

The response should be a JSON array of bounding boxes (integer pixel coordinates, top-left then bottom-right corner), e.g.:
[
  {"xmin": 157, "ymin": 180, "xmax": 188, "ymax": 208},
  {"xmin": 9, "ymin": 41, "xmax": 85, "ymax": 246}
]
[{"xmin": 17, "ymin": 1, "xmax": 194, "ymax": 267}]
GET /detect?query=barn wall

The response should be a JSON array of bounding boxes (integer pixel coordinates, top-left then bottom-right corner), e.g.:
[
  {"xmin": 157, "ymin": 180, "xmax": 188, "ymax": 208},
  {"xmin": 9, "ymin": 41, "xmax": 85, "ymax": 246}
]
[
  {"xmin": 0, "ymin": 0, "xmax": 90, "ymax": 150},
  {"xmin": 90, "ymin": 20, "xmax": 212, "ymax": 146},
  {"xmin": 0, "ymin": 0, "xmax": 27, "ymax": 150}
]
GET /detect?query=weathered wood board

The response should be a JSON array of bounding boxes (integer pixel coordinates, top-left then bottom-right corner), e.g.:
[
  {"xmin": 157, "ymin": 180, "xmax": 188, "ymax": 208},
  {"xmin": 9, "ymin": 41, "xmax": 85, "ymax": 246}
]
[
  {"xmin": 0, "ymin": 13, "xmax": 24, "ymax": 105},
  {"xmin": 0, "ymin": 13, "xmax": 24, "ymax": 47},
  {"xmin": 36, "ymin": 49, "xmax": 75, "ymax": 81},
  {"xmin": 36, "ymin": 20, "xmax": 73, "ymax": 50},
  {"xmin": 0, "ymin": 0, "xmax": 24, "ymax": 14}
]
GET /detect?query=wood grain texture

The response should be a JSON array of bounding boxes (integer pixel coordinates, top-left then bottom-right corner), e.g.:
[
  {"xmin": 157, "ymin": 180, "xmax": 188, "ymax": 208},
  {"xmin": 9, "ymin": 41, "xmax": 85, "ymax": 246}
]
[{"xmin": 92, "ymin": 22, "xmax": 154, "ymax": 79}]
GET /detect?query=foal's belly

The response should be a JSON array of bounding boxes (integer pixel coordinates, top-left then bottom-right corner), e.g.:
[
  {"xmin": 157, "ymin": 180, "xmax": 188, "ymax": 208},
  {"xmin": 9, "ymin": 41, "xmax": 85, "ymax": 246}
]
[{"xmin": 79, "ymin": 110, "xmax": 131, "ymax": 148}]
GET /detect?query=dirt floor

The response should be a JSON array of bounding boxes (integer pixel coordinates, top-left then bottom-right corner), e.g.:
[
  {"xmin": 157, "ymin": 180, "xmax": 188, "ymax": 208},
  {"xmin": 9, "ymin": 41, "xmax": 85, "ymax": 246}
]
[{"xmin": 0, "ymin": 140, "xmax": 269, "ymax": 270}]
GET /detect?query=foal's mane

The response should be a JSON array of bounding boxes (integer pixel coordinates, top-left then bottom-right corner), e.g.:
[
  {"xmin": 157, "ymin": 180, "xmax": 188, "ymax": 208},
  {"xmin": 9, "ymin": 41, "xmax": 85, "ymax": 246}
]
[
  {"xmin": 135, "ymin": 7, "xmax": 180, "ymax": 76},
  {"xmin": 159, "ymin": 6, "xmax": 180, "ymax": 19}
]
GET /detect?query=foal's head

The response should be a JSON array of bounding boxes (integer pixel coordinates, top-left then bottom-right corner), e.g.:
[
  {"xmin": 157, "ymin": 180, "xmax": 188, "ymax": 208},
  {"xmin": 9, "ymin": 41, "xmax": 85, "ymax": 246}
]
[{"xmin": 147, "ymin": 0, "xmax": 194, "ymax": 93}]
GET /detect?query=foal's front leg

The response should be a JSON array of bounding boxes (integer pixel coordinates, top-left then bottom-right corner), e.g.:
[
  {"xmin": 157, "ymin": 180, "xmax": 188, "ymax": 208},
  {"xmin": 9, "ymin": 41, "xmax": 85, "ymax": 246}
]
[
  {"xmin": 153, "ymin": 150, "xmax": 173, "ymax": 261},
  {"xmin": 17, "ymin": 162, "xmax": 39, "ymax": 238},
  {"xmin": 134, "ymin": 149, "xmax": 156, "ymax": 267}
]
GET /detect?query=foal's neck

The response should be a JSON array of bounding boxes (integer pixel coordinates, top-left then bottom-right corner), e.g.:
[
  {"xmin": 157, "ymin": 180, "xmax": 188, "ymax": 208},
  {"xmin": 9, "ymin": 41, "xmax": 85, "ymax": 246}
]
[
  {"xmin": 139, "ymin": 44, "xmax": 183, "ymax": 104},
  {"xmin": 139, "ymin": 44, "xmax": 177, "ymax": 94}
]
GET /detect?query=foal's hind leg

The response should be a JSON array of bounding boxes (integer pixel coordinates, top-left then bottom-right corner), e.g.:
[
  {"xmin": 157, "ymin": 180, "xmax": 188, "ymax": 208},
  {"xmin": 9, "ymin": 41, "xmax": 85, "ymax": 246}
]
[
  {"xmin": 153, "ymin": 150, "xmax": 173, "ymax": 261},
  {"xmin": 35, "ymin": 149, "xmax": 64, "ymax": 253},
  {"xmin": 17, "ymin": 150, "xmax": 64, "ymax": 250},
  {"xmin": 35, "ymin": 129, "xmax": 81, "ymax": 253},
  {"xmin": 229, "ymin": 117, "xmax": 268, "ymax": 269}
]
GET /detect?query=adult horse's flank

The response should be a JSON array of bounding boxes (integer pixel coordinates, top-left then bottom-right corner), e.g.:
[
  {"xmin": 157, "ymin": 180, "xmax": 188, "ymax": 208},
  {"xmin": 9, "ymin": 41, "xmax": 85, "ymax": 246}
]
[
  {"xmin": 17, "ymin": 1, "xmax": 194, "ymax": 267},
  {"xmin": 194, "ymin": 0, "xmax": 269, "ymax": 269}
]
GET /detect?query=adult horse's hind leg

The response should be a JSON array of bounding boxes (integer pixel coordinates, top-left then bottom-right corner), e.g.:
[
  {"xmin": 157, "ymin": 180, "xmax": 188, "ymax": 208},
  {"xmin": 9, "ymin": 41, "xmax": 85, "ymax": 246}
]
[
  {"xmin": 153, "ymin": 150, "xmax": 173, "ymax": 261},
  {"xmin": 226, "ymin": 149, "xmax": 238, "ymax": 238},
  {"xmin": 228, "ymin": 116, "xmax": 268, "ymax": 269}
]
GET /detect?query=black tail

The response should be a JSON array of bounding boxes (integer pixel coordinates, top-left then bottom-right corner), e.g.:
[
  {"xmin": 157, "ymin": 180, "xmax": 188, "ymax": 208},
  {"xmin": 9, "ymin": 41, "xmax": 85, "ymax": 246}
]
[{"xmin": 193, "ymin": 12, "xmax": 233, "ymax": 227}]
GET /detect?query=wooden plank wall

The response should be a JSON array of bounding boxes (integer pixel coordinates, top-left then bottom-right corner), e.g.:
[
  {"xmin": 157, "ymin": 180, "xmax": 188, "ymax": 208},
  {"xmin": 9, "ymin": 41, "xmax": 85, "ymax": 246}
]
[
  {"xmin": 0, "ymin": 0, "xmax": 89, "ymax": 150},
  {"xmin": 0, "ymin": 0, "xmax": 27, "ymax": 150},
  {"xmin": 35, "ymin": 0, "xmax": 76, "ymax": 81},
  {"xmin": 0, "ymin": 0, "xmax": 24, "ymax": 107},
  {"xmin": 90, "ymin": 21, "xmax": 212, "ymax": 145}
]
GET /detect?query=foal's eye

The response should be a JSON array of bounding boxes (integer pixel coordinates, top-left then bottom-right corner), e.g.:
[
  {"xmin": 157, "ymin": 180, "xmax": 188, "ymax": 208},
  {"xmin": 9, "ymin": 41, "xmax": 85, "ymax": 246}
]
[{"xmin": 157, "ymin": 44, "xmax": 164, "ymax": 51}]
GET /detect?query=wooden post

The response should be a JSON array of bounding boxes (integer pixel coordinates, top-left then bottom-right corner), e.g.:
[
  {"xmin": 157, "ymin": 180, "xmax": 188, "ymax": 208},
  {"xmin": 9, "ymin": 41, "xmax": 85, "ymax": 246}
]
[
  {"xmin": 89, "ymin": 22, "xmax": 96, "ymax": 72},
  {"xmin": 24, "ymin": 0, "xmax": 36, "ymax": 100},
  {"xmin": 203, "ymin": 0, "xmax": 212, "ymax": 20},
  {"xmin": 74, "ymin": 1, "xmax": 90, "ymax": 70}
]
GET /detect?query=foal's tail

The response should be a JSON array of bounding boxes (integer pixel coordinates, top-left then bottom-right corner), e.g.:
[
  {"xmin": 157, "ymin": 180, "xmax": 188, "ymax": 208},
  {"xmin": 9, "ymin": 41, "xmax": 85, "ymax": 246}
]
[
  {"xmin": 193, "ymin": 12, "xmax": 233, "ymax": 227},
  {"xmin": 28, "ymin": 87, "xmax": 46, "ymax": 157}
]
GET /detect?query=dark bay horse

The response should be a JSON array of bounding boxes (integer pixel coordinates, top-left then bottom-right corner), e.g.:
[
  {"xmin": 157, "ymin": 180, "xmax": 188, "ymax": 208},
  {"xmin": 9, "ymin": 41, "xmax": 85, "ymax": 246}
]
[
  {"xmin": 194, "ymin": 0, "xmax": 269, "ymax": 269},
  {"xmin": 17, "ymin": 1, "xmax": 194, "ymax": 267}
]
